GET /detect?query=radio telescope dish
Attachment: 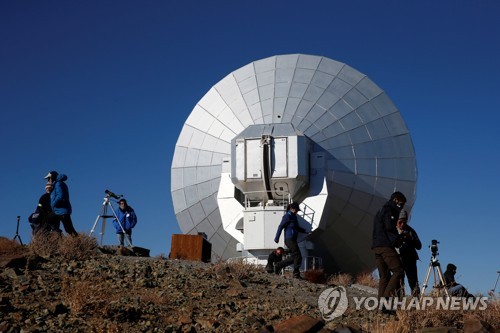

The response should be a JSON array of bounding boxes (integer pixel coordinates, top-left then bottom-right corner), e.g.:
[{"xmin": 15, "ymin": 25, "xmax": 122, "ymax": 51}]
[{"xmin": 171, "ymin": 54, "xmax": 417, "ymax": 274}]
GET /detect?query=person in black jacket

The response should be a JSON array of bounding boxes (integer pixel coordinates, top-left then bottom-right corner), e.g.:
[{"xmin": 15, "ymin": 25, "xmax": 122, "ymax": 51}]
[
  {"xmin": 265, "ymin": 247, "xmax": 285, "ymax": 273},
  {"xmin": 372, "ymin": 191, "xmax": 406, "ymax": 299},
  {"xmin": 28, "ymin": 182, "xmax": 55, "ymax": 235},
  {"xmin": 395, "ymin": 209, "xmax": 422, "ymax": 296}
]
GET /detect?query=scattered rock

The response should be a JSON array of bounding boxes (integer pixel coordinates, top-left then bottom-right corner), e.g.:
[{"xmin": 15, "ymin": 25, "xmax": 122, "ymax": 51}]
[
  {"xmin": 0, "ymin": 248, "xmax": 498, "ymax": 332},
  {"xmin": 464, "ymin": 315, "xmax": 493, "ymax": 333},
  {"xmin": 274, "ymin": 314, "xmax": 325, "ymax": 332},
  {"xmin": 0, "ymin": 254, "xmax": 27, "ymax": 269},
  {"xmin": 418, "ymin": 328, "xmax": 459, "ymax": 333}
]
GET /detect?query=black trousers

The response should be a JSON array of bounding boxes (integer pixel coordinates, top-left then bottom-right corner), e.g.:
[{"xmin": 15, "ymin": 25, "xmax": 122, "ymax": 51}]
[
  {"xmin": 30, "ymin": 219, "xmax": 52, "ymax": 236},
  {"xmin": 48, "ymin": 213, "xmax": 78, "ymax": 236},
  {"xmin": 276, "ymin": 238, "xmax": 302, "ymax": 276},
  {"xmin": 401, "ymin": 256, "xmax": 419, "ymax": 296}
]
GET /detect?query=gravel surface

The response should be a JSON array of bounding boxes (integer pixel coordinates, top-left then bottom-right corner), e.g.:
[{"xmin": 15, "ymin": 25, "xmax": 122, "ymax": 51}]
[{"xmin": 0, "ymin": 248, "xmax": 394, "ymax": 332}]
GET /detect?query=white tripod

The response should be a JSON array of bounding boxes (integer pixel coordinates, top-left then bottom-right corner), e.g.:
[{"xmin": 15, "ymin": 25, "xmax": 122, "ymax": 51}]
[
  {"xmin": 90, "ymin": 192, "xmax": 132, "ymax": 247},
  {"xmin": 420, "ymin": 253, "xmax": 450, "ymax": 299}
]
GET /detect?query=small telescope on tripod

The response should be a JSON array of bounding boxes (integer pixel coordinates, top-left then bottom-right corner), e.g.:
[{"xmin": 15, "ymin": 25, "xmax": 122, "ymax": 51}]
[
  {"xmin": 90, "ymin": 189, "xmax": 131, "ymax": 247},
  {"xmin": 420, "ymin": 239, "xmax": 450, "ymax": 298},
  {"xmin": 104, "ymin": 189, "xmax": 122, "ymax": 200}
]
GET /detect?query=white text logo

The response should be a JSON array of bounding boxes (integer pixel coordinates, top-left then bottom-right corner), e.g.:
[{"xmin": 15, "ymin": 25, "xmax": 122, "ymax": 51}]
[
  {"xmin": 353, "ymin": 296, "xmax": 488, "ymax": 311},
  {"xmin": 318, "ymin": 286, "xmax": 348, "ymax": 320},
  {"xmin": 318, "ymin": 288, "xmax": 490, "ymax": 322}
]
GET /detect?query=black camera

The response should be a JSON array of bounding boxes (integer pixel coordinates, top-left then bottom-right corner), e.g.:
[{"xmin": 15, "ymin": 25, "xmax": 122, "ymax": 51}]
[
  {"xmin": 105, "ymin": 189, "xmax": 121, "ymax": 200},
  {"xmin": 429, "ymin": 239, "xmax": 439, "ymax": 256}
]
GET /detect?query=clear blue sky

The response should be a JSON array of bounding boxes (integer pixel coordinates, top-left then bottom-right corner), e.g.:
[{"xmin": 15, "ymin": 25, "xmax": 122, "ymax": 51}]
[{"xmin": 1, "ymin": 1, "xmax": 498, "ymax": 295}]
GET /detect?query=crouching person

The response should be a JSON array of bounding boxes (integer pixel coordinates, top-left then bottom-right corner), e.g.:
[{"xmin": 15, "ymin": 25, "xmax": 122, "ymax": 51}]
[
  {"xmin": 444, "ymin": 263, "xmax": 474, "ymax": 298},
  {"xmin": 29, "ymin": 182, "xmax": 54, "ymax": 236},
  {"xmin": 265, "ymin": 247, "xmax": 285, "ymax": 273}
]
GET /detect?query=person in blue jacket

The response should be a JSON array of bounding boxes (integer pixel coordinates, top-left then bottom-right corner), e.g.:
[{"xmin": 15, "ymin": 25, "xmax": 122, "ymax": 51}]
[
  {"xmin": 113, "ymin": 198, "xmax": 137, "ymax": 247},
  {"xmin": 274, "ymin": 202, "xmax": 307, "ymax": 279},
  {"xmin": 44, "ymin": 171, "xmax": 78, "ymax": 236}
]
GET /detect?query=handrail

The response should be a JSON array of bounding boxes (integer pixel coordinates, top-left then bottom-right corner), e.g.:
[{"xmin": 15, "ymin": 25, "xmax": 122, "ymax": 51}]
[
  {"xmin": 226, "ymin": 255, "xmax": 323, "ymax": 272},
  {"xmin": 242, "ymin": 190, "xmax": 316, "ymax": 226},
  {"xmin": 243, "ymin": 190, "xmax": 291, "ymax": 209}
]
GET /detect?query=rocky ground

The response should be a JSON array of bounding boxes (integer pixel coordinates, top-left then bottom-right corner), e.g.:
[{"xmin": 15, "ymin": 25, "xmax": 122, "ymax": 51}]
[{"xmin": 0, "ymin": 237, "xmax": 498, "ymax": 333}]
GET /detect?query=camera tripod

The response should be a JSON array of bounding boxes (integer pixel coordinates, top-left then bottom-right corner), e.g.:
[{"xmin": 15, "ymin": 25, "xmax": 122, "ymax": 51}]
[
  {"xmin": 90, "ymin": 194, "xmax": 132, "ymax": 247},
  {"xmin": 420, "ymin": 253, "xmax": 450, "ymax": 298},
  {"xmin": 12, "ymin": 215, "xmax": 23, "ymax": 246}
]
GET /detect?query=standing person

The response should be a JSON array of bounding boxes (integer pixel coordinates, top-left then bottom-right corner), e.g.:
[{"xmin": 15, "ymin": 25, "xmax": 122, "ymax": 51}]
[
  {"xmin": 28, "ymin": 182, "xmax": 54, "ymax": 235},
  {"xmin": 274, "ymin": 202, "xmax": 306, "ymax": 279},
  {"xmin": 372, "ymin": 191, "xmax": 406, "ymax": 300},
  {"xmin": 113, "ymin": 198, "xmax": 137, "ymax": 247},
  {"xmin": 44, "ymin": 171, "xmax": 78, "ymax": 236},
  {"xmin": 395, "ymin": 209, "xmax": 422, "ymax": 296},
  {"xmin": 265, "ymin": 247, "xmax": 285, "ymax": 273},
  {"xmin": 444, "ymin": 263, "xmax": 474, "ymax": 298}
]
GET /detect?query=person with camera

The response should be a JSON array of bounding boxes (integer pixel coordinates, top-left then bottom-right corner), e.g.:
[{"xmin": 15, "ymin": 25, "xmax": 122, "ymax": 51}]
[
  {"xmin": 44, "ymin": 171, "xmax": 78, "ymax": 236},
  {"xmin": 265, "ymin": 247, "xmax": 285, "ymax": 273},
  {"xmin": 394, "ymin": 209, "xmax": 422, "ymax": 296},
  {"xmin": 444, "ymin": 263, "xmax": 474, "ymax": 298},
  {"xmin": 372, "ymin": 191, "xmax": 406, "ymax": 300},
  {"xmin": 28, "ymin": 182, "xmax": 55, "ymax": 235},
  {"xmin": 113, "ymin": 198, "xmax": 137, "ymax": 247}
]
